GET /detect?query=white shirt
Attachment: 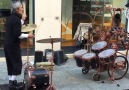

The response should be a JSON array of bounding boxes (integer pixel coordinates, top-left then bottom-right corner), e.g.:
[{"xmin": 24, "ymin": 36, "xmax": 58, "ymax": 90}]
[{"xmin": 19, "ymin": 19, "xmax": 28, "ymax": 39}]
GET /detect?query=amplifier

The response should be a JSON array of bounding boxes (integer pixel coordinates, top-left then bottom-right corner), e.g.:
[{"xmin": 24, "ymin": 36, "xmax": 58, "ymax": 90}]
[
  {"xmin": 34, "ymin": 51, "xmax": 43, "ymax": 64},
  {"xmin": 54, "ymin": 50, "xmax": 65, "ymax": 65}
]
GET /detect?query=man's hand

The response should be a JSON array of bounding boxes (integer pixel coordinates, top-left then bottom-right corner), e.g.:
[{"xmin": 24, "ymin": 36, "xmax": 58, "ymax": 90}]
[
  {"xmin": 22, "ymin": 14, "xmax": 27, "ymax": 21},
  {"xmin": 28, "ymin": 33, "xmax": 35, "ymax": 38}
]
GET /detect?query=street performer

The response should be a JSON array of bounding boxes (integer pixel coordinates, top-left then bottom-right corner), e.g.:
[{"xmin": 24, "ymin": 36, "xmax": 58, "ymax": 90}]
[{"xmin": 3, "ymin": 1, "xmax": 34, "ymax": 89}]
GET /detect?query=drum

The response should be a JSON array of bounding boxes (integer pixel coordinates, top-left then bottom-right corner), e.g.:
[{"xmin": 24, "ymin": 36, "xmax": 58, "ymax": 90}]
[
  {"xmin": 91, "ymin": 41, "xmax": 107, "ymax": 54},
  {"xmin": 73, "ymin": 49, "xmax": 88, "ymax": 67},
  {"xmin": 24, "ymin": 66, "xmax": 49, "ymax": 89},
  {"xmin": 82, "ymin": 52, "xmax": 97, "ymax": 69},
  {"xmin": 98, "ymin": 49, "xmax": 116, "ymax": 63}
]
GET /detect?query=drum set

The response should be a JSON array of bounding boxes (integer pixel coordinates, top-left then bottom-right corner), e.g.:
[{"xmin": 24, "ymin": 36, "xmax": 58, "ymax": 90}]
[
  {"xmin": 22, "ymin": 24, "xmax": 66, "ymax": 90},
  {"xmin": 74, "ymin": 40, "xmax": 128, "ymax": 81},
  {"xmin": 74, "ymin": 6, "xmax": 129, "ymax": 81}
]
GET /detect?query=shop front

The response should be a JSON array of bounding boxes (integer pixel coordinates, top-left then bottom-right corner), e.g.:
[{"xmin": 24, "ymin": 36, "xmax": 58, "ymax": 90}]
[{"xmin": 0, "ymin": 0, "xmax": 129, "ymax": 55}]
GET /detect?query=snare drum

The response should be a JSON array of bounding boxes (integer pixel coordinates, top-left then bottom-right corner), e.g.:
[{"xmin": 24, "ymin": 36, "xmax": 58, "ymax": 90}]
[
  {"xmin": 91, "ymin": 41, "xmax": 107, "ymax": 54},
  {"xmin": 24, "ymin": 66, "xmax": 49, "ymax": 89},
  {"xmin": 98, "ymin": 49, "xmax": 116, "ymax": 63},
  {"xmin": 82, "ymin": 53, "xmax": 97, "ymax": 69},
  {"xmin": 74, "ymin": 49, "xmax": 88, "ymax": 67}
]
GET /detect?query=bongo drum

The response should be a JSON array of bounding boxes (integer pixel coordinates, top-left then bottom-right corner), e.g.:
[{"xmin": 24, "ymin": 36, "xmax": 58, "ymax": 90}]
[
  {"xmin": 98, "ymin": 49, "xmax": 116, "ymax": 63},
  {"xmin": 82, "ymin": 52, "xmax": 97, "ymax": 69},
  {"xmin": 74, "ymin": 49, "xmax": 88, "ymax": 67},
  {"xmin": 91, "ymin": 41, "xmax": 107, "ymax": 54}
]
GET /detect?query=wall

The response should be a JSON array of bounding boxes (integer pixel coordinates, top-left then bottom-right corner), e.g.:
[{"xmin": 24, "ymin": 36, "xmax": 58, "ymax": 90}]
[
  {"xmin": 35, "ymin": 0, "xmax": 62, "ymax": 52},
  {"xmin": 29, "ymin": 0, "xmax": 33, "ymax": 23}
]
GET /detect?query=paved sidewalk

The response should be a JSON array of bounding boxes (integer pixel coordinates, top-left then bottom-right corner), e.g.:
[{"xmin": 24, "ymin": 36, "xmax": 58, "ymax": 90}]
[{"xmin": 0, "ymin": 56, "xmax": 129, "ymax": 90}]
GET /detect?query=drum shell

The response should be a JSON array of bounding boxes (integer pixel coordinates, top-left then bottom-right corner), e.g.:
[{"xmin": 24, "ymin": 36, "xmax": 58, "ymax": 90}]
[
  {"xmin": 73, "ymin": 49, "xmax": 88, "ymax": 67},
  {"xmin": 74, "ymin": 56, "xmax": 83, "ymax": 67},
  {"xmin": 24, "ymin": 67, "xmax": 49, "ymax": 89},
  {"xmin": 98, "ymin": 49, "xmax": 116, "ymax": 63},
  {"xmin": 99, "ymin": 55, "xmax": 115, "ymax": 63},
  {"xmin": 82, "ymin": 57, "xmax": 97, "ymax": 69}
]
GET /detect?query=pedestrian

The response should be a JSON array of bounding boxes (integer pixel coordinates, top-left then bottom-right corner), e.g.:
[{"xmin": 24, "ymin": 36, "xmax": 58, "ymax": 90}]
[{"xmin": 3, "ymin": 1, "xmax": 34, "ymax": 89}]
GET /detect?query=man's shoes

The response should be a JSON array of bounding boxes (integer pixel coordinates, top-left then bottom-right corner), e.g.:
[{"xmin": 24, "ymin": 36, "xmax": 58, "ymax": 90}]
[
  {"xmin": 9, "ymin": 80, "xmax": 18, "ymax": 90},
  {"xmin": 9, "ymin": 80, "xmax": 25, "ymax": 90},
  {"xmin": 9, "ymin": 80, "xmax": 17, "ymax": 86}
]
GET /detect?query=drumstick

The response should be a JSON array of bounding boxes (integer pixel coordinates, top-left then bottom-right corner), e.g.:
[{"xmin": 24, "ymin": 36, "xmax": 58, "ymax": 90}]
[
  {"xmin": 22, "ymin": 1, "xmax": 27, "ymax": 19},
  {"xmin": 56, "ymin": 18, "xmax": 71, "ymax": 31},
  {"xmin": 22, "ymin": 1, "xmax": 40, "ymax": 37},
  {"xmin": 35, "ymin": 18, "xmax": 44, "ymax": 35}
]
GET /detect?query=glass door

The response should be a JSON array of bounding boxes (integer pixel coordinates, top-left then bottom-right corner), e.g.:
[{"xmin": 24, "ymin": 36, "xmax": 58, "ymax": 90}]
[{"xmin": 0, "ymin": 0, "xmax": 11, "ymax": 48}]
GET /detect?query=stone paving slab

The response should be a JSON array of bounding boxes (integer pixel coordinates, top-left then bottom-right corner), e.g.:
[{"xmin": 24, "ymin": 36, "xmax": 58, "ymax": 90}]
[{"xmin": 0, "ymin": 57, "xmax": 129, "ymax": 90}]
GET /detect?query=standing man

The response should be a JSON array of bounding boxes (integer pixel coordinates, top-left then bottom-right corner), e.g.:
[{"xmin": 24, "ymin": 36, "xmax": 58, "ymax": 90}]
[
  {"xmin": 125, "ymin": 3, "xmax": 129, "ymax": 33},
  {"xmin": 4, "ymin": 1, "xmax": 34, "ymax": 89}
]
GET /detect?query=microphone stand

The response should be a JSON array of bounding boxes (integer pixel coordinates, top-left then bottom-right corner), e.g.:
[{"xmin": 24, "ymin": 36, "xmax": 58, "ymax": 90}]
[{"xmin": 87, "ymin": 27, "xmax": 93, "ymax": 52}]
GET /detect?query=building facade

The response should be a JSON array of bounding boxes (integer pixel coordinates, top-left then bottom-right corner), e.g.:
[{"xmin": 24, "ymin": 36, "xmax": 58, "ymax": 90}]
[{"xmin": 0, "ymin": 0, "xmax": 128, "ymax": 53}]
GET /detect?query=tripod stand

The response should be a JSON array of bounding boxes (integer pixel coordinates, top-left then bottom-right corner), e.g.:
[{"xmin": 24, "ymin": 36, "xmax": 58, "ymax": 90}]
[{"xmin": 22, "ymin": 38, "xmax": 33, "ymax": 68}]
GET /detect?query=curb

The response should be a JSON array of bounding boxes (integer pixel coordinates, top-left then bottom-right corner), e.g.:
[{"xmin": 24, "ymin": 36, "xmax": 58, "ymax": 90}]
[{"xmin": 0, "ymin": 54, "xmax": 74, "ymax": 62}]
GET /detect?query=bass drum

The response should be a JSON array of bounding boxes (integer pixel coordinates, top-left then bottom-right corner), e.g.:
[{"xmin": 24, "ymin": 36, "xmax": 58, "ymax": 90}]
[{"xmin": 24, "ymin": 66, "xmax": 49, "ymax": 90}]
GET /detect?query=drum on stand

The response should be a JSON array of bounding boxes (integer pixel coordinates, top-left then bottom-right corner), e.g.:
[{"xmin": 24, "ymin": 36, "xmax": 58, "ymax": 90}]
[
  {"xmin": 82, "ymin": 52, "xmax": 97, "ymax": 70},
  {"xmin": 91, "ymin": 41, "xmax": 107, "ymax": 54},
  {"xmin": 98, "ymin": 49, "xmax": 116, "ymax": 63},
  {"xmin": 73, "ymin": 49, "xmax": 88, "ymax": 67},
  {"xmin": 97, "ymin": 49, "xmax": 116, "ymax": 71},
  {"xmin": 24, "ymin": 66, "xmax": 49, "ymax": 90}
]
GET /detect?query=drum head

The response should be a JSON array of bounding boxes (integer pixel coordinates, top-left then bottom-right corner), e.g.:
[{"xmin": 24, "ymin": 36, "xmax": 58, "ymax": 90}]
[
  {"xmin": 82, "ymin": 53, "xmax": 96, "ymax": 60},
  {"xmin": 92, "ymin": 41, "xmax": 107, "ymax": 50},
  {"xmin": 74, "ymin": 49, "xmax": 88, "ymax": 57},
  {"xmin": 98, "ymin": 49, "xmax": 115, "ymax": 58}
]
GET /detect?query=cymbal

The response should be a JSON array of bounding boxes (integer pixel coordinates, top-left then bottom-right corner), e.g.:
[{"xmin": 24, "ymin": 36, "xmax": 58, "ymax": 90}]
[
  {"xmin": 36, "ymin": 38, "xmax": 66, "ymax": 43},
  {"xmin": 22, "ymin": 24, "xmax": 37, "ymax": 32}
]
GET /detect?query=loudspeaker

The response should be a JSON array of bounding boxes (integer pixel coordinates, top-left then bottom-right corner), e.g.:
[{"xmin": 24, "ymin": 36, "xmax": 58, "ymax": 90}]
[
  {"xmin": 54, "ymin": 50, "xmax": 65, "ymax": 65},
  {"xmin": 45, "ymin": 49, "xmax": 53, "ymax": 62},
  {"xmin": 34, "ymin": 51, "xmax": 43, "ymax": 64}
]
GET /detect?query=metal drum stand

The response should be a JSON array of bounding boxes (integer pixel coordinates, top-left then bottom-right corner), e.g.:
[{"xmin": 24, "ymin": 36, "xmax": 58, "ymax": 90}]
[{"xmin": 36, "ymin": 37, "xmax": 66, "ymax": 90}]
